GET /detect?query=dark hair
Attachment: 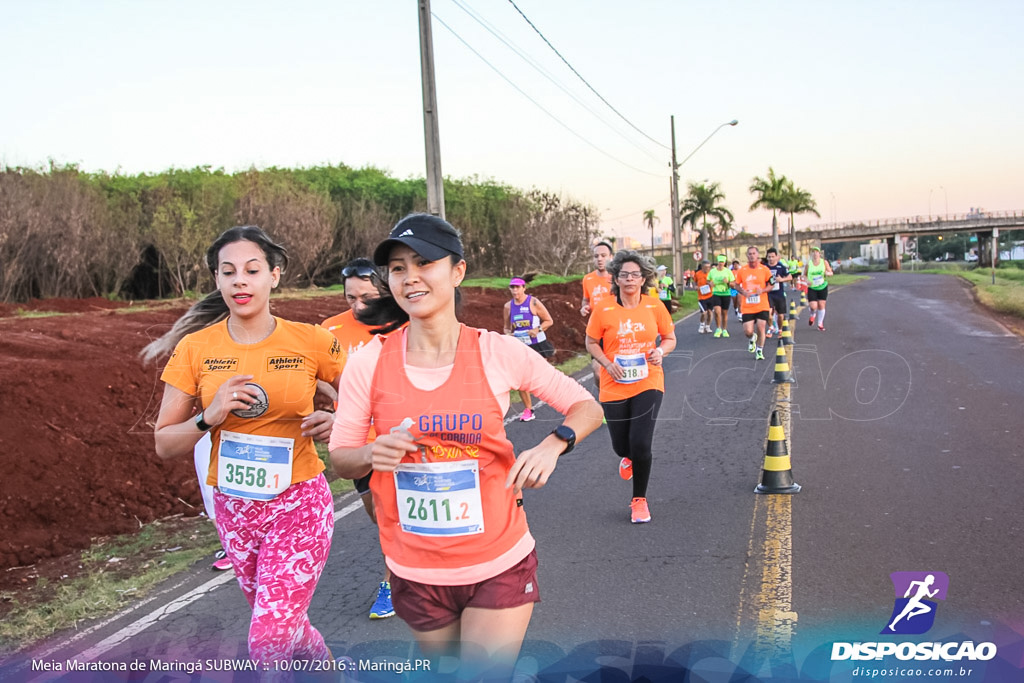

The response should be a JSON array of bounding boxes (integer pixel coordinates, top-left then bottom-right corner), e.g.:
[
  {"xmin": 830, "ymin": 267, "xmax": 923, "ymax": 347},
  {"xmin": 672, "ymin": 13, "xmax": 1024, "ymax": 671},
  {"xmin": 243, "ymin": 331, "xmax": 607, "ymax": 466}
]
[
  {"xmin": 766, "ymin": 247, "xmax": 778, "ymax": 256},
  {"xmin": 607, "ymin": 249, "xmax": 657, "ymax": 299},
  {"xmin": 206, "ymin": 225, "xmax": 288, "ymax": 276},
  {"xmin": 140, "ymin": 226, "xmax": 286, "ymax": 364},
  {"xmin": 593, "ymin": 241, "xmax": 614, "ymax": 255},
  {"xmin": 359, "ymin": 218, "xmax": 465, "ymax": 335},
  {"xmin": 343, "ymin": 257, "xmax": 388, "ymax": 294}
]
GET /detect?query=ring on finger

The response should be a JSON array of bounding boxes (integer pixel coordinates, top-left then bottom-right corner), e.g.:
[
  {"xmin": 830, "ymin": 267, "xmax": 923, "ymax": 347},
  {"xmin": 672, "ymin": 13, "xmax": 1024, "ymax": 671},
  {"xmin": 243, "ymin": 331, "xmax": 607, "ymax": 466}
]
[{"xmin": 233, "ymin": 391, "xmax": 238, "ymax": 399}]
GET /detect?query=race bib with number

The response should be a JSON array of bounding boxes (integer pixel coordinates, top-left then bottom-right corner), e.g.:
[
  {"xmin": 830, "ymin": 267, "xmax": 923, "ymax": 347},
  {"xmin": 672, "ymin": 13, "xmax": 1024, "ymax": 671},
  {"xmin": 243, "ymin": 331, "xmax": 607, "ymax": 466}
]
[
  {"xmin": 513, "ymin": 330, "xmax": 532, "ymax": 344},
  {"xmin": 745, "ymin": 294, "xmax": 761, "ymax": 304},
  {"xmin": 613, "ymin": 352, "xmax": 649, "ymax": 384},
  {"xmin": 699, "ymin": 285, "xmax": 711, "ymax": 295},
  {"xmin": 772, "ymin": 282, "xmax": 781, "ymax": 291},
  {"xmin": 394, "ymin": 461, "xmax": 484, "ymax": 537},
  {"xmin": 812, "ymin": 275, "xmax": 825, "ymax": 287},
  {"xmin": 217, "ymin": 431, "xmax": 294, "ymax": 501}
]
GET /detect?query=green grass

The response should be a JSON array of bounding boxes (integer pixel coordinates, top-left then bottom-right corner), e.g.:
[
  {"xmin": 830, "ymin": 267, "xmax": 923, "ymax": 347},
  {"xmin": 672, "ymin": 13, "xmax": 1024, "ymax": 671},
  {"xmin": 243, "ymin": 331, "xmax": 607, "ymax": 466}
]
[
  {"xmin": 901, "ymin": 264, "xmax": 1024, "ymax": 318},
  {"xmin": 12, "ymin": 309, "xmax": 63, "ymax": 319},
  {"xmin": 462, "ymin": 274, "xmax": 582, "ymax": 289},
  {"xmin": 828, "ymin": 274, "xmax": 869, "ymax": 286},
  {"xmin": 0, "ymin": 517, "xmax": 222, "ymax": 654},
  {"xmin": 316, "ymin": 443, "xmax": 356, "ymax": 496}
]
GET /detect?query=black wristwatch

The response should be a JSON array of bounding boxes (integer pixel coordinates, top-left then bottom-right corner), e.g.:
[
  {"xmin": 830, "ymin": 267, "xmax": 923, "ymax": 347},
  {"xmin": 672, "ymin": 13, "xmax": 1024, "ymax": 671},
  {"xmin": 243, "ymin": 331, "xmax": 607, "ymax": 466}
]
[
  {"xmin": 195, "ymin": 411, "xmax": 213, "ymax": 432},
  {"xmin": 550, "ymin": 425, "xmax": 576, "ymax": 455}
]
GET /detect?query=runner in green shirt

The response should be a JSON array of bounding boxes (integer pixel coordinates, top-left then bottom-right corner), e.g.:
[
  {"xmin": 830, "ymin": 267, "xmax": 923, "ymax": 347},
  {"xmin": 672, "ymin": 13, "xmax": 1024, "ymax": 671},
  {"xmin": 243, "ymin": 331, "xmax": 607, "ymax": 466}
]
[
  {"xmin": 803, "ymin": 246, "xmax": 834, "ymax": 331},
  {"xmin": 707, "ymin": 255, "xmax": 736, "ymax": 338}
]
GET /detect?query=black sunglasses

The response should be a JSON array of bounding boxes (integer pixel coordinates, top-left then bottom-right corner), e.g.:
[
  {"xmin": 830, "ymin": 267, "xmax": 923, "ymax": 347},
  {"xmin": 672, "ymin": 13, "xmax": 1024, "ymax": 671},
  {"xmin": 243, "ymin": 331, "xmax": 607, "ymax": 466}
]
[{"xmin": 342, "ymin": 265, "xmax": 379, "ymax": 279}]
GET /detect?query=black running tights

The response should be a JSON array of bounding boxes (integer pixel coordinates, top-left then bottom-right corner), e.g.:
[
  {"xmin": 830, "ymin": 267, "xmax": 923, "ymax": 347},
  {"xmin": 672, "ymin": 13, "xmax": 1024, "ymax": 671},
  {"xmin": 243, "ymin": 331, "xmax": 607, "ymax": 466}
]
[{"xmin": 601, "ymin": 389, "xmax": 664, "ymax": 499}]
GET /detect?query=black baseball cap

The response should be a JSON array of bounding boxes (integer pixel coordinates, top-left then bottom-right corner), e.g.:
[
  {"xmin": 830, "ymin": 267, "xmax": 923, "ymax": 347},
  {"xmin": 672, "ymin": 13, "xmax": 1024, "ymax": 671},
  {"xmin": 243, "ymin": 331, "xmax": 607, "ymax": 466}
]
[{"xmin": 373, "ymin": 213, "xmax": 464, "ymax": 266}]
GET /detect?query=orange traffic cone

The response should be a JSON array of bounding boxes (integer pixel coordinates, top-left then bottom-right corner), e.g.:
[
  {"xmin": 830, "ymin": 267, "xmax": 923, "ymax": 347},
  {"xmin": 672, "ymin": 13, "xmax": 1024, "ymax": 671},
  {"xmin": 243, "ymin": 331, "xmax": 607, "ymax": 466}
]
[
  {"xmin": 755, "ymin": 410, "xmax": 801, "ymax": 494},
  {"xmin": 771, "ymin": 344, "xmax": 795, "ymax": 384}
]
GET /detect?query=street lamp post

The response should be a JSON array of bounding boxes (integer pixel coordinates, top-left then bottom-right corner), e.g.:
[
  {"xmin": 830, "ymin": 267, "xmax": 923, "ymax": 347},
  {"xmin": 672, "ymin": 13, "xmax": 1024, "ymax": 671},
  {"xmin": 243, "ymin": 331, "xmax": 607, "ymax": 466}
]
[
  {"xmin": 940, "ymin": 185, "xmax": 948, "ymax": 219},
  {"xmin": 670, "ymin": 118, "xmax": 738, "ymax": 280}
]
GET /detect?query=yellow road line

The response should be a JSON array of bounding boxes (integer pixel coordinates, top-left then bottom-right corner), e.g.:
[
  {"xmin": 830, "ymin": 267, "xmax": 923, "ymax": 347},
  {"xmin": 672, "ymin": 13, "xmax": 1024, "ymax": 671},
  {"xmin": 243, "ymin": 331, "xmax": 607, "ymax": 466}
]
[{"xmin": 732, "ymin": 342, "xmax": 798, "ymax": 669}]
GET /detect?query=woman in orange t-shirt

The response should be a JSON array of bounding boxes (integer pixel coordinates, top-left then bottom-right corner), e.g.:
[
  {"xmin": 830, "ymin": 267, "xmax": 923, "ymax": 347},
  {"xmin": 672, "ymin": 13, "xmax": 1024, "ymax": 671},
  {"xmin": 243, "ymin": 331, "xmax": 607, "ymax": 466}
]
[
  {"xmin": 329, "ymin": 214, "xmax": 603, "ymax": 677},
  {"xmin": 144, "ymin": 226, "xmax": 343, "ymax": 666},
  {"xmin": 585, "ymin": 250, "xmax": 677, "ymax": 524}
]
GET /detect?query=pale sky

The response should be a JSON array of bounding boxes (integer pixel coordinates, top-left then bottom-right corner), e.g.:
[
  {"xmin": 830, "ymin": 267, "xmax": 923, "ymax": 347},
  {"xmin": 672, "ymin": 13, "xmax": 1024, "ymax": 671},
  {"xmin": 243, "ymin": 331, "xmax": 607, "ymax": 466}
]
[{"xmin": 2, "ymin": 0, "xmax": 1022, "ymax": 244}]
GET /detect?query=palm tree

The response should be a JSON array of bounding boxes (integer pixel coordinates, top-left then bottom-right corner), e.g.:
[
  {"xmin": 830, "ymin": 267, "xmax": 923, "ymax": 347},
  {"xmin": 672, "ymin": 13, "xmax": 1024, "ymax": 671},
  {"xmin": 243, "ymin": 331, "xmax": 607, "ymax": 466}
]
[
  {"xmin": 643, "ymin": 209, "xmax": 659, "ymax": 255},
  {"xmin": 716, "ymin": 216, "xmax": 736, "ymax": 243},
  {"xmin": 749, "ymin": 167, "xmax": 787, "ymax": 250},
  {"xmin": 680, "ymin": 181, "xmax": 734, "ymax": 258},
  {"xmin": 778, "ymin": 180, "xmax": 820, "ymax": 257}
]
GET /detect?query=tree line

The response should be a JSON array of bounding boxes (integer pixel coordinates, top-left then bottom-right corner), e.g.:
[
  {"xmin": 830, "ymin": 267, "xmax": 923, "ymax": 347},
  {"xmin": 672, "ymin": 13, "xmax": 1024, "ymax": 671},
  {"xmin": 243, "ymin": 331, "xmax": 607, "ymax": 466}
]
[
  {"xmin": 651, "ymin": 167, "xmax": 819, "ymax": 258},
  {"xmin": 0, "ymin": 164, "xmax": 597, "ymax": 303}
]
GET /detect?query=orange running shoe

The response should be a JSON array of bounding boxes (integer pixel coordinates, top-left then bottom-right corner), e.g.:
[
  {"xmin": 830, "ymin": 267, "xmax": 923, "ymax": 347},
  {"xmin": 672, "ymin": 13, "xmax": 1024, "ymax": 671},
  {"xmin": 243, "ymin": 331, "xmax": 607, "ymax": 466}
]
[
  {"xmin": 619, "ymin": 458, "xmax": 633, "ymax": 480},
  {"xmin": 630, "ymin": 497, "xmax": 651, "ymax": 524}
]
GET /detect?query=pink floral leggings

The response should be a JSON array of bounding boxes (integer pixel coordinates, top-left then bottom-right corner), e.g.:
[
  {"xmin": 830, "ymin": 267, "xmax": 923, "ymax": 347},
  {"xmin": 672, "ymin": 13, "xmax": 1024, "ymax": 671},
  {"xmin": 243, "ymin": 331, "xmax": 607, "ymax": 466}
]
[{"xmin": 213, "ymin": 474, "xmax": 334, "ymax": 664}]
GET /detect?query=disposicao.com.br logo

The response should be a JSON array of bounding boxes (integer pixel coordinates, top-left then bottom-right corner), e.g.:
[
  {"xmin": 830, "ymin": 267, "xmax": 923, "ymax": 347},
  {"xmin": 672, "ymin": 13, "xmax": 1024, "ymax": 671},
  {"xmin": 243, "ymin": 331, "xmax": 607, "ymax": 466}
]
[{"xmin": 831, "ymin": 572, "xmax": 997, "ymax": 663}]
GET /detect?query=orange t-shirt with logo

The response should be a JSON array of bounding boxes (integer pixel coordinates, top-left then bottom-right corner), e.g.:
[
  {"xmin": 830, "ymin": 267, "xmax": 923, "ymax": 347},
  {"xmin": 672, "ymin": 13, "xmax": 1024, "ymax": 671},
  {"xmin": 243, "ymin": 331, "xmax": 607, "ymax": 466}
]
[
  {"xmin": 161, "ymin": 318, "xmax": 345, "ymax": 487},
  {"xmin": 582, "ymin": 270, "xmax": 613, "ymax": 311},
  {"xmin": 736, "ymin": 263, "xmax": 773, "ymax": 314},
  {"xmin": 321, "ymin": 309, "xmax": 377, "ymax": 357},
  {"xmin": 586, "ymin": 295, "xmax": 675, "ymax": 402},
  {"xmin": 694, "ymin": 270, "xmax": 714, "ymax": 300},
  {"xmin": 321, "ymin": 308, "xmax": 406, "ymax": 440}
]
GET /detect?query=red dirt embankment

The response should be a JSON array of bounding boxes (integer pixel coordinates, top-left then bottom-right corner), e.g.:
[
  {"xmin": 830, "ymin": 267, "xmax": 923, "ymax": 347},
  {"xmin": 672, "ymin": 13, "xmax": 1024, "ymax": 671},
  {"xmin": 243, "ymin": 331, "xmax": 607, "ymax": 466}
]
[{"xmin": 0, "ymin": 283, "xmax": 586, "ymax": 570}]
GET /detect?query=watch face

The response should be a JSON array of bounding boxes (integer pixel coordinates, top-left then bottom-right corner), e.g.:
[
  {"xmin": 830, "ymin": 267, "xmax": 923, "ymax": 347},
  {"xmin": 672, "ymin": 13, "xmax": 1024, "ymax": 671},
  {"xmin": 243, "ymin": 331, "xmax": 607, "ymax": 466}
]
[{"xmin": 554, "ymin": 425, "xmax": 576, "ymax": 453}]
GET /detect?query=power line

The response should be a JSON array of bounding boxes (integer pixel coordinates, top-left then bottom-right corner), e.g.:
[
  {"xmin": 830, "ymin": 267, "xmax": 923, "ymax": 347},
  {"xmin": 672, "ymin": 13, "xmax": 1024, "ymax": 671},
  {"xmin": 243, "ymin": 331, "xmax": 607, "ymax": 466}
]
[
  {"xmin": 505, "ymin": 0, "xmax": 670, "ymax": 151},
  {"xmin": 449, "ymin": 0, "xmax": 664, "ymax": 165},
  {"xmin": 431, "ymin": 12, "xmax": 664, "ymax": 178}
]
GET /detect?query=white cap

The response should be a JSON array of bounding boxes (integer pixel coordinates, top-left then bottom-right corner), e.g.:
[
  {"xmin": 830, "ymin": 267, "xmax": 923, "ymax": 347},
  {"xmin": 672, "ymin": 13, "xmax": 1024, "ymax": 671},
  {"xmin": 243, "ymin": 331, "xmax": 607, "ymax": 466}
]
[{"xmin": 656, "ymin": 265, "xmax": 667, "ymax": 271}]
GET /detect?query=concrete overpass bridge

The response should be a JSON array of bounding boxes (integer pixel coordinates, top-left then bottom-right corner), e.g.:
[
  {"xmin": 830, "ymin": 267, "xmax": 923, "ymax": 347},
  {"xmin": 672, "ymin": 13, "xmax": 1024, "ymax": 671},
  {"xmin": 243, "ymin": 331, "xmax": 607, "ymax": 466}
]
[{"xmin": 709, "ymin": 211, "xmax": 1023, "ymax": 270}]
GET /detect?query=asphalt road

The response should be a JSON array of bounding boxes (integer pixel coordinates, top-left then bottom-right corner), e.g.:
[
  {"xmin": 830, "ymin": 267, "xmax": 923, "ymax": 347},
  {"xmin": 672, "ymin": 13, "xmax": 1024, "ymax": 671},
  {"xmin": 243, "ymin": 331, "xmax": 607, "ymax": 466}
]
[{"xmin": 6, "ymin": 271, "xmax": 1023, "ymax": 682}]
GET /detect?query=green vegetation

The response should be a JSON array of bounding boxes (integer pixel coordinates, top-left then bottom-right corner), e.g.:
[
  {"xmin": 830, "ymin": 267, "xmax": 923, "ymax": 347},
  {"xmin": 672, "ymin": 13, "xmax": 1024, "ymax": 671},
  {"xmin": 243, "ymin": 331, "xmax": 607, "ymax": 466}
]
[
  {"xmin": 0, "ymin": 517, "xmax": 221, "ymax": 654},
  {"xmin": 680, "ymin": 181, "xmax": 734, "ymax": 257},
  {"xmin": 315, "ymin": 443, "xmax": 356, "ymax": 496},
  {"xmin": 461, "ymin": 274, "xmax": 582, "ymax": 289},
  {"xmin": 13, "ymin": 310, "xmax": 63, "ymax": 319},
  {"xmin": 828, "ymin": 274, "xmax": 869, "ymax": 286},
  {"xmin": 907, "ymin": 264, "xmax": 1024, "ymax": 318},
  {"xmin": 0, "ymin": 164, "xmax": 598, "ymax": 304}
]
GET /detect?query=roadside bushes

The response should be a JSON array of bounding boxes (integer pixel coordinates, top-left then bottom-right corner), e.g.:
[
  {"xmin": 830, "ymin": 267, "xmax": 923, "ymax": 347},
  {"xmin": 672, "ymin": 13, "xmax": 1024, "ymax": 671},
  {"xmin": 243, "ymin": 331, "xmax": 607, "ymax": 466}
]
[{"xmin": 0, "ymin": 163, "xmax": 597, "ymax": 303}]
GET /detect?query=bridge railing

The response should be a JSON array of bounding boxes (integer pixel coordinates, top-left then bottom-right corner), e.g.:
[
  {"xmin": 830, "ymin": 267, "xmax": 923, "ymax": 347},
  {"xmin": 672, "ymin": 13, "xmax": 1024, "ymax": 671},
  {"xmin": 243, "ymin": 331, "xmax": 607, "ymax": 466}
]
[{"xmin": 806, "ymin": 210, "xmax": 1024, "ymax": 232}]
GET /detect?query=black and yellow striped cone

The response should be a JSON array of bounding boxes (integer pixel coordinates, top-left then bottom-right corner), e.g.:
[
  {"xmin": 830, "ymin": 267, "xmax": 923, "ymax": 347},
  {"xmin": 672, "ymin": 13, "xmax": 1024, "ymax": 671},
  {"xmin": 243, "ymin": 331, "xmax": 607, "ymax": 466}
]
[
  {"xmin": 755, "ymin": 410, "xmax": 801, "ymax": 494},
  {"xmin": 789, "ymin": 299, "xmax": 797, "ymax": 321},
  {"xmin": 779, "ymin": 318, "xmax": 793, "ymax": 346},
  {"xmin": 771, "ymin": 344, "xmax": 795, "ymax": 384},
  {"xmin": 800, "ymin": 289, "xmax": 807, "ymax": 307}
]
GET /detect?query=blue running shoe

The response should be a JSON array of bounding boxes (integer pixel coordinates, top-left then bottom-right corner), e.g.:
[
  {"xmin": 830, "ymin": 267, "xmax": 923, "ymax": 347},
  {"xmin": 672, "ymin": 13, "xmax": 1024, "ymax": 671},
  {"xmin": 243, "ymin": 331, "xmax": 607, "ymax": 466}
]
[{"xmin": 369, "ymin": 581, "xmax": 395, "ymax": 619}]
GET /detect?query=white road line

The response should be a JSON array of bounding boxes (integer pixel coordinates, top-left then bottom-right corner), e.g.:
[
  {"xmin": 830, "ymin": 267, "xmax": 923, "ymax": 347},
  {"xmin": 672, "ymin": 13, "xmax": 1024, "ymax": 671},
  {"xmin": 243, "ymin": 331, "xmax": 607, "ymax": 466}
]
[
  {"xmin": 19, "ymin": 495, "xmax": 363, "ymax": 675},
  {"xmin": 27, "ymin": 303, "xmax": 702, "ymax": 670}
]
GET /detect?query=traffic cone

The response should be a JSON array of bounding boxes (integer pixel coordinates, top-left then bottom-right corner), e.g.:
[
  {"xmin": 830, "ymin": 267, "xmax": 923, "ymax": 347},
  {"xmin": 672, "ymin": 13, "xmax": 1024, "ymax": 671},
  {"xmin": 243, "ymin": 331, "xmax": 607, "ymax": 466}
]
[
  {"xmin": 779, "ymin": 318, "xmax": 793, "ymax": 346},
  {"xmin": 755, "ymin": 410, "xmax": 801, "ymax": 494},
  {"xmin": 771, "ymin": 344, "xmax": 795, "ymax": 383},
  {"xmin": 800, "ymin": 290, "xmax": 808, "ymax": 307},
  {"xmin": 789, "ymin": 299, "xmax": 797, "ymax": 321}
]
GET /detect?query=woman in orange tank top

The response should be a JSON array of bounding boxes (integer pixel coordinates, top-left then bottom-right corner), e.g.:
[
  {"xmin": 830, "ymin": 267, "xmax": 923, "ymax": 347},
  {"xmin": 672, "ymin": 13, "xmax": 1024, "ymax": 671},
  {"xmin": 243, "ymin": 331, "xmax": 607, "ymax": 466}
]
[{"xmin": 329, "ymin": 214, "xmax": 603, "ymax": 678}]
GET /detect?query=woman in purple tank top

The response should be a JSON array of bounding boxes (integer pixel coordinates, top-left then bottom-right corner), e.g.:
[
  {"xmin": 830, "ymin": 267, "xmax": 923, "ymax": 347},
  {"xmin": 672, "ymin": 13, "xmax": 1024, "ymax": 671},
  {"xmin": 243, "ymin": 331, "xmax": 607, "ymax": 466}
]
[{"xmin": 503, "ymin": 277, "xmax": 554, "ymax": 421}]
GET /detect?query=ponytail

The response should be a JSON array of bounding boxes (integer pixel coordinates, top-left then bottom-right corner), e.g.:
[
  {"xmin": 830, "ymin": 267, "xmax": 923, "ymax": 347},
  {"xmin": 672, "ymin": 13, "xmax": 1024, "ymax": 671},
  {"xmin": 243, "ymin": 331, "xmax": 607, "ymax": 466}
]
[{"xmin": 140, "ymin": 290, "xmax": 229, "ymax": 365}]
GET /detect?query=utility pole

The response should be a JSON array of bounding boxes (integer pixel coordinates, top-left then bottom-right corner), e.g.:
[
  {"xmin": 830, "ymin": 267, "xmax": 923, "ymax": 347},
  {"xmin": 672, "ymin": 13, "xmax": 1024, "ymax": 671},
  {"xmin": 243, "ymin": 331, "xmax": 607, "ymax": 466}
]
[
  {"xmin": 670, "ymin": 116, "xmax": 682, "ymax": 281},
  {"xmin": 418, "ymin": 0, "xmax": 445, "ymax": 218}
]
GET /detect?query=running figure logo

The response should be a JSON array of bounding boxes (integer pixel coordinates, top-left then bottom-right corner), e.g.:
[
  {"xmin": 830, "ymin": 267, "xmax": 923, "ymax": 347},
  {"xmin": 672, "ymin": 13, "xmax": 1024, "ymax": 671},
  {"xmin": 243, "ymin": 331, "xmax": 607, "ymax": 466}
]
[{"xmin": 881, "ymin": 571, "xmax": 949, "ymax": 635}]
